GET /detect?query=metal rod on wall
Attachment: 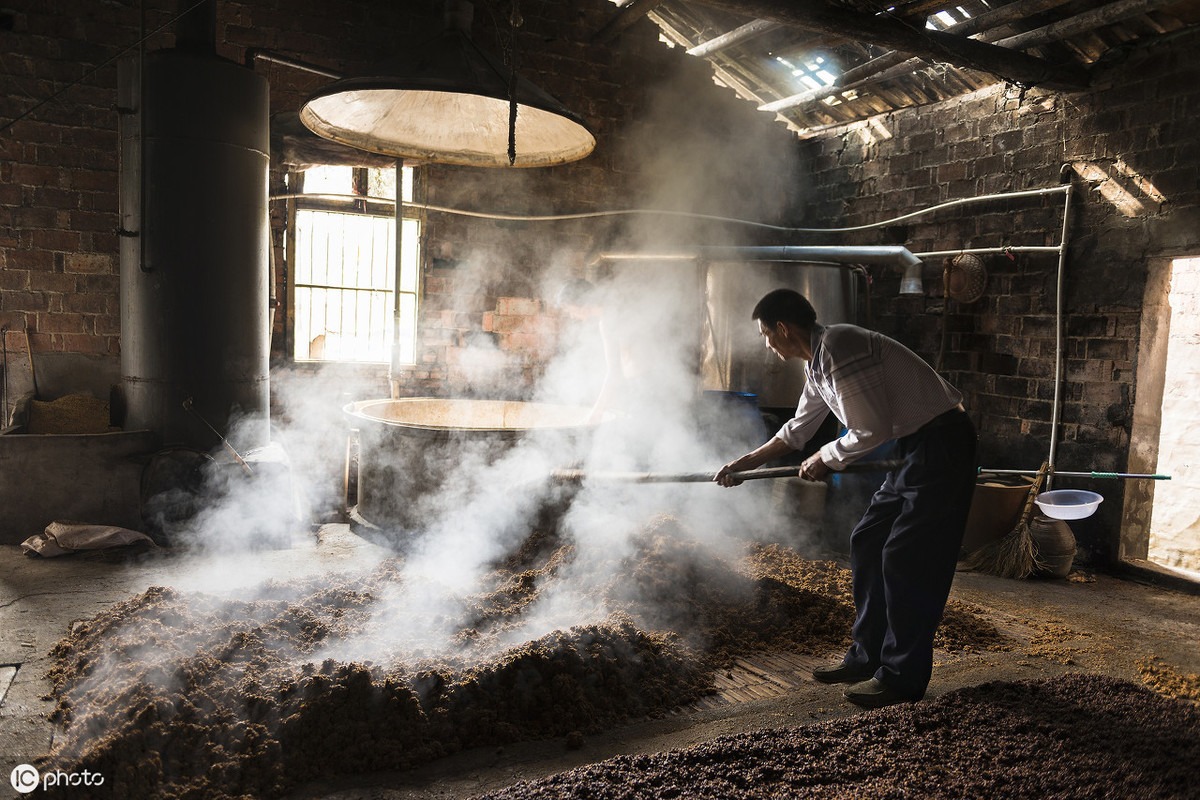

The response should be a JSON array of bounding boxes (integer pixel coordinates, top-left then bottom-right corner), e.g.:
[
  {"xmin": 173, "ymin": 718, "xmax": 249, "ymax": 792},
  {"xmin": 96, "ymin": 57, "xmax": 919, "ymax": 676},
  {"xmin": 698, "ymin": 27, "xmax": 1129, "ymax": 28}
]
[
  {"xmin": 980, "ymin": 468, "xmax": 1170, "ymax": 481},
  {"xmin": 1048, "ymin": 182, "xmax": 1073, "ymax": 489},
  {"xmin": 390, "ymin": 158, "xmax": 404, "ymax": 399}
]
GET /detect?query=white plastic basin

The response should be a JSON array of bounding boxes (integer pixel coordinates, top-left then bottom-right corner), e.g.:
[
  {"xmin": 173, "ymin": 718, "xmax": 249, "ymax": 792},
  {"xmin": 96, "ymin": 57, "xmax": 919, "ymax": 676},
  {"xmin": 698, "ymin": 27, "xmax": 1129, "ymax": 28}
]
[{"xmin": 1034, "ymin": 489, "xmax": 1103, "ymax": 520}]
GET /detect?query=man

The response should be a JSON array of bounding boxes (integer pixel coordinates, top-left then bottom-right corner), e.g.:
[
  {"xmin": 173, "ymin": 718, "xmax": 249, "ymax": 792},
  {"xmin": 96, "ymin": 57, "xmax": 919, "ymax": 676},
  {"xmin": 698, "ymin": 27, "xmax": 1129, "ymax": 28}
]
[{"xmin": 715, "ymin": 288, "xmax": 976, "ymax": 709}]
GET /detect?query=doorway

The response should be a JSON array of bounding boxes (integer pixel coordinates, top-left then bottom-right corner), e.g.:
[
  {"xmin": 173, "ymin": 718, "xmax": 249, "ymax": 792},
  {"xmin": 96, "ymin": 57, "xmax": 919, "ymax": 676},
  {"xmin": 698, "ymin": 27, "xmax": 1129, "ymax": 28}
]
[{"xmin": 1125, "ymin": 256, "xmax": 1200, "ymax": 580}]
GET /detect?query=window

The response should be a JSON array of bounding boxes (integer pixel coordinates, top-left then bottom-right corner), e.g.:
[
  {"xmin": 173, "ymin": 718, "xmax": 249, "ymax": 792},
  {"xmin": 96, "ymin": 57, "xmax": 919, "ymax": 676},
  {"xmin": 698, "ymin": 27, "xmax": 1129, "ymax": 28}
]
[{"xmin": 288, "ymin": 165, "xmax": 420, "ymax": 364}]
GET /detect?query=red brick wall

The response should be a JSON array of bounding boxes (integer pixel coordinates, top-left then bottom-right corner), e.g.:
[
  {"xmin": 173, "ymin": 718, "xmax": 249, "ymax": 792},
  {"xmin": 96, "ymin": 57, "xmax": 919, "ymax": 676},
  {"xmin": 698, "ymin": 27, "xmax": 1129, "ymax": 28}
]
[{"xmin": 0, "ymin": 0, "xmax": 135, "ymax": 359}]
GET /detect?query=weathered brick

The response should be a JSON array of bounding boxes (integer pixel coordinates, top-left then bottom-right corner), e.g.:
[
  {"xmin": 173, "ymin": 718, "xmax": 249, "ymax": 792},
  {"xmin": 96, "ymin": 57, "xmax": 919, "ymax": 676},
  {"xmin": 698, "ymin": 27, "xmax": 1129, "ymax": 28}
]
[
  {"xmin": 63, "ymin": 293, "xmax": 107, "ymax": 314},
  {"xmin": 2, "ymin": 290, "xmax": 52, "ymax": 312},
  {"xmin": 496, "ymin": 297, "xmax": 541, "ymax": 316},
  {"xmin": 11, "ymin": 164, "xmax": 63, "ymax": 187},
  {"xmin": 94, "ymin": 314, "xmax": 120, "ymax": 336},
  {"xmin": 1086, "ymin": 338, "xmax": 1130, "ymax": 361},
  {"xmin": 979, "ymin": 352, "xmax": 1018, "ymax": 376},
  {"xmin": 994, "ymin": 376, "xmax": 1031, "ymax": 397},
  {"xmin": 35, "ymin": 311, "xmax": 86, "ymax": 334},
  {"xmin": 0, "ymin": 269, "xmax": 30, "ymax": 290},
  {"xmin": 937, "ymin": 160, "xmax": 968, "ymax": 184},
  {"xmin": 59, "ymin": 333, "xmax": 116, "ymax": 356},
  {"xmin": 65, "ymin": 252, "xmax": 113, "ymax": 274},
  {"xmin": 31, "ymin": 229, "xmax": 80, "ymax": 252},
  {"xmin": 30, "ymin": 272, "xmax": 75, "ymax": 293}
]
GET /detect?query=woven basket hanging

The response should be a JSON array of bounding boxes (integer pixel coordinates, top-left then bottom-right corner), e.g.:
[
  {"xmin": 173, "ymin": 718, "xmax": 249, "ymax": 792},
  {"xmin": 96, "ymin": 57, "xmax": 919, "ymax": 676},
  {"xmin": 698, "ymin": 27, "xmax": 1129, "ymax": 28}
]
[{"xmin": 943, "ymin": 253, "xmax": 988, "ymax": 303}]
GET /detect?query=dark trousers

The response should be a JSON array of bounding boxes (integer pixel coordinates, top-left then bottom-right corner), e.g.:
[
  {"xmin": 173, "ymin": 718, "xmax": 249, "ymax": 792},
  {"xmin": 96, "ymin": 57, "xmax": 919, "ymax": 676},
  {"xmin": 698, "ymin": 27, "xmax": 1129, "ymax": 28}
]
[{"xmin": 843, "ymin": 408, "xmax": 977, "ymax": 696}]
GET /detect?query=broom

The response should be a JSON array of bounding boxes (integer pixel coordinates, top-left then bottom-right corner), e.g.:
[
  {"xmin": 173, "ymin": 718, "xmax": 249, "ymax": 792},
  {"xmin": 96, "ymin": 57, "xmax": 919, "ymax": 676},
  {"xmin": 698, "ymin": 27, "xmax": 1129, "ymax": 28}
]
[{"xmin": 960, "ymin": 460, "xmax": 1051, "ymax": 579}]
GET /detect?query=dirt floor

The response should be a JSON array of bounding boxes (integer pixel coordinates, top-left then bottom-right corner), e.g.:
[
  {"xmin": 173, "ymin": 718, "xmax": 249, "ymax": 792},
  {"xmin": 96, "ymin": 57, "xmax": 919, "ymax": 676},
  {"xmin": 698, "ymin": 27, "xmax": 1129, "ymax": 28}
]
[{"xmin": 1, "ymin": 523, "xmax": 1198, "ymax": 799}]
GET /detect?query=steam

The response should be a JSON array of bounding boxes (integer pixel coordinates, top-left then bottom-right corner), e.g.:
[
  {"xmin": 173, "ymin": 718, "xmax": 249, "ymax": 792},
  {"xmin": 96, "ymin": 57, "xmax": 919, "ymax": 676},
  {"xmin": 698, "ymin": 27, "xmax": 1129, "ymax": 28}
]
[
  {"xmin": 124, "ymin": 60, "xmax": 812, "ymax": 664},
  {"xmin": 302, "ymin": 252, "xmax": 799, "ymax": 663},
  {"xmin": 40, "ymin": 47, "xmax": 848, "ymax": 795}
]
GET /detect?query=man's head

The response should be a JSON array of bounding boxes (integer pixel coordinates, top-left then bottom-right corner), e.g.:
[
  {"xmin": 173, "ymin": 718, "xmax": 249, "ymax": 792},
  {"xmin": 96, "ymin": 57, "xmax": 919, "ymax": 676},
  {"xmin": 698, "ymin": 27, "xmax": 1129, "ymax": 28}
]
[
  {"xmin": 752, "ymin": 289, "xmax": 817, "ymax": 361},
  {"xmin": 752, "ymin": 289, "xmax": 817, "ymax": 329}
]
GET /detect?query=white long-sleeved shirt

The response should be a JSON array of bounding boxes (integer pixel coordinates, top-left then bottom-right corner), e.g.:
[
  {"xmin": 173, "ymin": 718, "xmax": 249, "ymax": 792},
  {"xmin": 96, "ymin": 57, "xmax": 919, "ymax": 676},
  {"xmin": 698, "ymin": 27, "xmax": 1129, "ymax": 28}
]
[{"xmin": 775, "ymin": 324, "xmax": 963, "ymax": 470}]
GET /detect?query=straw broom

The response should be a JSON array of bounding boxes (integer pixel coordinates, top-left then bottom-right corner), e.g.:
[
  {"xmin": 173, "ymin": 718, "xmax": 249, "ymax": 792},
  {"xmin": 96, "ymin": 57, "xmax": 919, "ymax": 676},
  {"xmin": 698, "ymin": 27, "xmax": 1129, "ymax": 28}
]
[{"xmin": 961, "ymin": 461, "xmax": 1051, "ymax": 579}]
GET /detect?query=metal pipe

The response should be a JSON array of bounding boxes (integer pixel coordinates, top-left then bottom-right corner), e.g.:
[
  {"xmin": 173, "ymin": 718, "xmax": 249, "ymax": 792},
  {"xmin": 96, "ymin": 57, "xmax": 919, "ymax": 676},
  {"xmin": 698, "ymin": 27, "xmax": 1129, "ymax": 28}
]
[
  {"xmin": 244, "ymin": 48, "xmax": 344, "ymax": 79},
  {"xmin": 696, "ymin": 245, "xmax": 923, "ymax": 268},
  {"xmin": 911, "ymin": 245, "xmax": 1061, "ymax": 259},
  {"xmin": 389, "ymin": 159, "xmax": 405, "ymax": 398},
  {"xmin": 24, "ymin": 328, "xmax": 37, "ymax": 400},
  {"xmin": 589, "ymin": 246, "xmax": 922, "ymax": 270},
  {"xmin": 1, "ymin": 325, "xmax": 8, "ymax": 427},
  {"xmin": 980, "ymin": 468, "xmax": 1170, "ymax": 481},
  {"xmin": 266, "ymin": 187, "xmax": 1073, "ymax": 239},
  {"xmin": 787, "ymin": 185, "xmax": 1072, "ymax": 234},
  {"xmin": 1047, "ymin": 183, "xmax": 1073, "ymax": 488}
]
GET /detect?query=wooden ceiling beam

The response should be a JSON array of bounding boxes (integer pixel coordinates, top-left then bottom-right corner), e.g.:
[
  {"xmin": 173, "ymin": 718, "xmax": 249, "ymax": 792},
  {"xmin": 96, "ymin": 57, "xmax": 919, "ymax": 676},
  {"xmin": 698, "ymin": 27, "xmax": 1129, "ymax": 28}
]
[
  {"xmin": 690, "ymin": 0, "xmax": 1090, "ymax": 89},
  {"xmin": 592, "ymin": 0, "xmax": 669, "ymax": 44},
  {"xmin": 687, "ymin": 18, "xmax": 780, "ymax": 57},
  {"xmin": 759, "ymin": 0, "xmax": 1077, "ymax": 113},
  {"xmin": 995, "ymin": 0, "xmax": 1184, "ymax": 51}
]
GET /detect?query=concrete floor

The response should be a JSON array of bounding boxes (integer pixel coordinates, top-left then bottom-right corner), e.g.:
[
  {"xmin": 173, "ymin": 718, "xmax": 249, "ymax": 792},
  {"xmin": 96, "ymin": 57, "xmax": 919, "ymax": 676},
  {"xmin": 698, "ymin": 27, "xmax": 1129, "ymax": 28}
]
[{"xmin": 1, "ymin": 525, "xmax": 1198, "ymax": 799}]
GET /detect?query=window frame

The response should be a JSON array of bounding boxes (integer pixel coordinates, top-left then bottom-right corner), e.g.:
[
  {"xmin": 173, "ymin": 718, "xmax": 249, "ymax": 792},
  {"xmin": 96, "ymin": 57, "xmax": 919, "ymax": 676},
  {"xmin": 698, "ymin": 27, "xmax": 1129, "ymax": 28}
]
[{"xmin": 284, "ymin": 164, "xmax": 423, "ymax": 367}]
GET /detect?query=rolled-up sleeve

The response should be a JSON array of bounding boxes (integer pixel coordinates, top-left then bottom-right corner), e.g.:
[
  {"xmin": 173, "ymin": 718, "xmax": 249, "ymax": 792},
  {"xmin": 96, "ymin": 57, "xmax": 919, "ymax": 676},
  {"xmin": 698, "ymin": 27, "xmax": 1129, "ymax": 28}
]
[{"xmin": 774, "ymin": 375, "xmax": 830, "ymax": 451}]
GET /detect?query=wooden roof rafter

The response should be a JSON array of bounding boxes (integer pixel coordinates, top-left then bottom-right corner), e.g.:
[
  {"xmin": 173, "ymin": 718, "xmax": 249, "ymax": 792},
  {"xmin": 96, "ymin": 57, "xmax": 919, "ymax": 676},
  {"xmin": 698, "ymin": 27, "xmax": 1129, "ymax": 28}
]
[
  {"xmin": 688, "ymin": 0, "xmax": 1091, "ymax": 89},
  {"xmin": 595, "ymin": 0, "xmax": 1200, "ymax": 137}
]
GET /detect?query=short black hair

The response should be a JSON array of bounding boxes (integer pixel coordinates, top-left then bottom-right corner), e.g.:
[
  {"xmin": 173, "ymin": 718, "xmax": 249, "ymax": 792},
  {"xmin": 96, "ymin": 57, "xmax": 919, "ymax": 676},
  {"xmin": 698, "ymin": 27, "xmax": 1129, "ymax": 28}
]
[{"xmin": 752, "ymin": 289, "xmax": 817, "ymax": 329}]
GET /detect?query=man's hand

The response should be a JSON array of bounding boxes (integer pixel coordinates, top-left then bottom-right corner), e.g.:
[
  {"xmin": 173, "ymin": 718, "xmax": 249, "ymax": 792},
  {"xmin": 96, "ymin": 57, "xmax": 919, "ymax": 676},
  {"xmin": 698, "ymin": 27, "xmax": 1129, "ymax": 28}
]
[
  {"xmin": 714, "ymin": 457, "xmax": 753, "ymax": 487},
  {"xmin": 799, "ymin": 452, "xmax": 831, "ymax": 482},
  {"xmin": 715, "ymin": 438, "xmax": 796, "ymax": 488}
]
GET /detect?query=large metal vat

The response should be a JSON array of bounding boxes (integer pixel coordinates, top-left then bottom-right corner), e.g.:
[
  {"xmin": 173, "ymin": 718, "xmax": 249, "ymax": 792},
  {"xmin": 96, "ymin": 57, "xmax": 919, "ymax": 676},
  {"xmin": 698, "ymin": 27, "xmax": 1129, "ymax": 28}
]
[
  {"xmin": 346, "ymin": 398, "xmax": 596, "ymax": 535},
  {"xmin": 704, "ymin": 261, "xmax": 858, "ymax": 408},
  {"xmin": 119, "ymin": 49, "xmax": 270, "ymax": 452}
]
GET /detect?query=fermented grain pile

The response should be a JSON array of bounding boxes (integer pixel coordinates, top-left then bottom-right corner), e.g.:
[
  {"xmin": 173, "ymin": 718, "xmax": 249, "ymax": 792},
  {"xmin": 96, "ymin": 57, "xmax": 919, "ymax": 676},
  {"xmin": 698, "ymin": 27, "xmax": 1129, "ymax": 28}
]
[
  {"xmin": 477, "ymin": 673, "xmax": 1200, "ymax": 800},
  {"xmin": 42, "ymin": 521, "xmax": 1005, "ymax": 799}
]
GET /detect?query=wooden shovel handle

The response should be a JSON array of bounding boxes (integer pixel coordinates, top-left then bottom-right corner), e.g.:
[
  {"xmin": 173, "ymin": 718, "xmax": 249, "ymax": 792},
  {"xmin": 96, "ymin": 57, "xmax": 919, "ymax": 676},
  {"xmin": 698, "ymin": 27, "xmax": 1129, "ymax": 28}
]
[{"xmin": 1019, "ymin": 461, "xmax": 1051, "ymax": 526}]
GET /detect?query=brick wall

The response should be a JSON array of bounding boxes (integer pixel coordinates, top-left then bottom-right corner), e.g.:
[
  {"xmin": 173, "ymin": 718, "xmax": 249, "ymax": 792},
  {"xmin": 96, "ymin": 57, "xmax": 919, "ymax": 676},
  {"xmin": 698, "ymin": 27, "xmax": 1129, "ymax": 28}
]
[
  {"xmin": 2, "ymin": 0, "xmax": 803, "ymax": 395},
  {"xmin": 800, "ymin": 29, "xmax": 1200, "ymax": 564},
  {"xmin": 0, "ymin": 0, "xmax": 138, "ymax": 362}
]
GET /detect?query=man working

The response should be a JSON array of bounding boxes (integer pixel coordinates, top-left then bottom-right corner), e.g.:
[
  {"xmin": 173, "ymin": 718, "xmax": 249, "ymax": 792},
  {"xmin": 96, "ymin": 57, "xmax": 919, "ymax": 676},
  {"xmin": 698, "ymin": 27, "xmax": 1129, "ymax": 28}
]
[{"xmin": 715, "ymin": 288, "xmax": 976, "ymax": 709}]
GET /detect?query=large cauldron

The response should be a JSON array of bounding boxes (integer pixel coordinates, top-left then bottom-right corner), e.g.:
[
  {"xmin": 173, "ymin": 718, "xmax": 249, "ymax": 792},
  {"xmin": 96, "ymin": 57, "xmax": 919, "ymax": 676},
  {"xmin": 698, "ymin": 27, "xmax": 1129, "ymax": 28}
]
[{"xmin": 345, "ymin": 398, "xmax": 595, "ymax": 536}]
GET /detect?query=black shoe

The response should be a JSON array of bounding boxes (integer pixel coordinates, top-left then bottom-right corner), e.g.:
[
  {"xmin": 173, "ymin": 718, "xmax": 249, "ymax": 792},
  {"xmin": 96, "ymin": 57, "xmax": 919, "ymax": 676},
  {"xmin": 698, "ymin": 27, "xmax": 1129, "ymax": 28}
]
[
  {"xmin": 812, "ymin": 661, "xmax": 877, "ymax": 684},
  {"xmin": 843, "ymin": 678, "xmax": 923, "ymax": 709}
]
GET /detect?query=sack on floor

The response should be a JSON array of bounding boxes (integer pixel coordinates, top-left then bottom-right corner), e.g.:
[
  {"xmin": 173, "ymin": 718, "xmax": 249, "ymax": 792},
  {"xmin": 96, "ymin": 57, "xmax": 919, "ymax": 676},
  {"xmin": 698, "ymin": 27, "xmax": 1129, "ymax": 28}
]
[{"xmin": 22, "ymin": 520, "xmax": 156, "ymax": 557}]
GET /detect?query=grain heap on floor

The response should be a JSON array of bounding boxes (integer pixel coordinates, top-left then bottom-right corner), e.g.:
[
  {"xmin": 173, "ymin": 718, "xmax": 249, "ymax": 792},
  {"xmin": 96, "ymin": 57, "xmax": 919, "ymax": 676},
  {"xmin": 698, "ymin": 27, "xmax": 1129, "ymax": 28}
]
[
  {"xmin": 474, "ymin": 673, "xmax": 1200, "ymax": 800},
  {"xmin": 40, "ymin": 520, "xmax": 1008, "ymax": 800}
]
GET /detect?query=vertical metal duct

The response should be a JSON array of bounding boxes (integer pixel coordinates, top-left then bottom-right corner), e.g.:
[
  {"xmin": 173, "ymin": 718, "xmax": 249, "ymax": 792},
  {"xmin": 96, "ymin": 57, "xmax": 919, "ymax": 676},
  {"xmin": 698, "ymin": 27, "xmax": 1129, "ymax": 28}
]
[{"xmin": 119, "ymin": 48, "xmax": 271, "ymax": 452}]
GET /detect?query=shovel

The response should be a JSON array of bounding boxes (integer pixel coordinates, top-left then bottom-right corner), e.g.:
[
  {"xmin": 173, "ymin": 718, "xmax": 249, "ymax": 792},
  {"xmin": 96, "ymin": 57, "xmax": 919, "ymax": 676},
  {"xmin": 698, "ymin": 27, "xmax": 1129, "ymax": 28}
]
[{"xmin": 550, "ymin": 459, "xmax": 904, "ymax": 485}]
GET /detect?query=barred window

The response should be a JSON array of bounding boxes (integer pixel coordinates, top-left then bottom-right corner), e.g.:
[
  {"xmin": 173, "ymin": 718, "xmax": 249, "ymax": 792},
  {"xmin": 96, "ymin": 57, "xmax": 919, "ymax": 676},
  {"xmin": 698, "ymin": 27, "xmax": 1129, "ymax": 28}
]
[{"xmin": 288, "ymin": 165, "xmax": 419, "ymax": 364}]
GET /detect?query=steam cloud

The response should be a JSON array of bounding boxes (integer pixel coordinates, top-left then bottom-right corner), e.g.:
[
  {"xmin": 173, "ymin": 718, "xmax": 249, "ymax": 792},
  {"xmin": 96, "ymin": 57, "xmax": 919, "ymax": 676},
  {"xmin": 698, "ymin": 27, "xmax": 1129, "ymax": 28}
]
[{"xmin": 124, "ymin": 60, "xmax": 815, "ymax": 666}]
